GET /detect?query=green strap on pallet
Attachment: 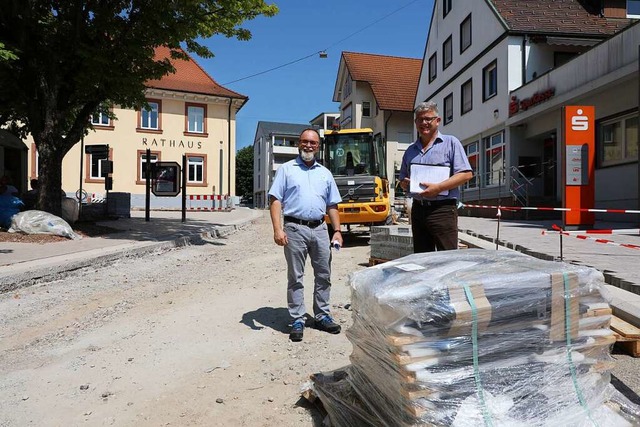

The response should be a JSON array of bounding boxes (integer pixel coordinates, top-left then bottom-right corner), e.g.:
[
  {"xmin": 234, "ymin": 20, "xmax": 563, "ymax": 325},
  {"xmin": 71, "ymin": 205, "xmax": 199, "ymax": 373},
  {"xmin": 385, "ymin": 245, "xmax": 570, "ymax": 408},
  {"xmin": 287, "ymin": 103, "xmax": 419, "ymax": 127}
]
[
  {"xmin": 463, "ymin": 284, "xmax": 493, "ymax": 427},
  {"xmin": 563, "ymin": 272, "xmax": 599, "ymax": 427}
]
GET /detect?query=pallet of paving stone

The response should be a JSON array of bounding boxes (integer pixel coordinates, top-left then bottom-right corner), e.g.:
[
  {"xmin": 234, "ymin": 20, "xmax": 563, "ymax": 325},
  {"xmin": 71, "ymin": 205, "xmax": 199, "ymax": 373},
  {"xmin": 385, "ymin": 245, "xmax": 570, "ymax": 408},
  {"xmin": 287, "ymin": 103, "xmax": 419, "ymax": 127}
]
[{"xmin": 611, "ymin": 315, "xmax": 640, "ymax": 357}]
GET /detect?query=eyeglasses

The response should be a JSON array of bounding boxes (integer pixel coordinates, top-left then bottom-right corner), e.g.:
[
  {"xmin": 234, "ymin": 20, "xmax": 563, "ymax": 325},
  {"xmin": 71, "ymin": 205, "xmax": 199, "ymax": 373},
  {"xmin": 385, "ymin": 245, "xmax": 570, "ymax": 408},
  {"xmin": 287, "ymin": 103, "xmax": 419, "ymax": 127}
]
[
  {"xmin": 299, "ymin": 139, "xmax": 319, "ymax": 147},
  {"xmin": 415, "ymin": 116, "xmax": 439, "ymax": 123}
]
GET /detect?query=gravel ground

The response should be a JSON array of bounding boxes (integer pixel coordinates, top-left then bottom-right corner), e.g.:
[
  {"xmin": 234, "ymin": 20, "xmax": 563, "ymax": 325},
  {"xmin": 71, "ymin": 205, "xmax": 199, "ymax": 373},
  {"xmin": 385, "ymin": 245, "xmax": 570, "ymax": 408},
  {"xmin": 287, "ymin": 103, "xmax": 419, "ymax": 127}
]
[
  {"xmin": 1, "ymin": 214, "xmax": 639, "ymax": 426},
  {"xmin": 0, "ymin": 215, "xmax": 370, "ymax": 426}
]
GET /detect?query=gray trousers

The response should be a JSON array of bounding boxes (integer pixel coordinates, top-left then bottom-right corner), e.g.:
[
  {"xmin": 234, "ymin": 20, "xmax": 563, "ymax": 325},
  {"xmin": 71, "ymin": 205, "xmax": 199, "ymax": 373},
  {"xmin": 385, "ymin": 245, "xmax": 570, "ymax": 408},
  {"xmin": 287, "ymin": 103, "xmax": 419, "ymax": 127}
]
[{"xmin": 283, "ymin": 222, "xmax": 332, "ymax": 322}]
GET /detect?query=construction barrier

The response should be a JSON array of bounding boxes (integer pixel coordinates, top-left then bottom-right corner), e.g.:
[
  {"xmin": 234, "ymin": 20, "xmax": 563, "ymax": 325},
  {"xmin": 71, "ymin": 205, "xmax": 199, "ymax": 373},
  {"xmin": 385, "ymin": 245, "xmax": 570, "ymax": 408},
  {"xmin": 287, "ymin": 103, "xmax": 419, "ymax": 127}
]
[
  {"xmin": 187, "ymin": 194, "xmax": 231, "ymax": 212},
  {"xmin": 540, "ymin": 224, "xmax": 640, "ymax": 251},
  {"xmin": 461, "ymin": 203, "xmax": 640, "ymax": 215}
]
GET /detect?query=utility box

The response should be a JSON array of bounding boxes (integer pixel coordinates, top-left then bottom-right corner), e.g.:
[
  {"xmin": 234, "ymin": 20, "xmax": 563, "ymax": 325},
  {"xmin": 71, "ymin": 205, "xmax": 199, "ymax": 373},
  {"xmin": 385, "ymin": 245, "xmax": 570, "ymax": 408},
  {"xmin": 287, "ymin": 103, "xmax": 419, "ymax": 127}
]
[{"xmin": 107, "ymin": 192, "xmax": 131, "ymax": 218}]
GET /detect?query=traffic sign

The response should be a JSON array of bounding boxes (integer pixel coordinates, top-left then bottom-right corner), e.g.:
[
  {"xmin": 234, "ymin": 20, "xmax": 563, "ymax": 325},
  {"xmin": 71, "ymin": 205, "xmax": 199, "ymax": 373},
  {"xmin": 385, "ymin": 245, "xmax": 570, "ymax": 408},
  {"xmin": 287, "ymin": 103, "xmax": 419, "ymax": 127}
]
[{"xmin": 151, "ymin": 161, "xmax": 181, "ymax": 197}]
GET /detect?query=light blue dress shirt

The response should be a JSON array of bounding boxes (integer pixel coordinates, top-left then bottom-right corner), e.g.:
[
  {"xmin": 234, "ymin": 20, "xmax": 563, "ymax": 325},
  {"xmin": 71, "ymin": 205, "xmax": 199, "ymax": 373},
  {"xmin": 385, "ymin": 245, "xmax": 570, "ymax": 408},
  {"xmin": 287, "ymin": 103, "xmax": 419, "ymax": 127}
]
[
  {"xmin": 268, "ymin": 156, "xmax": 342, "ymax": 221},
  {"xmin": 399, "ymin": 132, "xmax": 472, "ymax": 201}
]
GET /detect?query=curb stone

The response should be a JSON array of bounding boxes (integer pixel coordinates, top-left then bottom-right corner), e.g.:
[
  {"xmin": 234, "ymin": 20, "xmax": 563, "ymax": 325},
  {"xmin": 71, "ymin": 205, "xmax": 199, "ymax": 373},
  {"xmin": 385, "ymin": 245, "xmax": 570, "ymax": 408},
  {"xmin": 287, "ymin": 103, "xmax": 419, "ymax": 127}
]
[{"xmin": 0, "ymin": 224, "xmax": 244, "ymax": 294}]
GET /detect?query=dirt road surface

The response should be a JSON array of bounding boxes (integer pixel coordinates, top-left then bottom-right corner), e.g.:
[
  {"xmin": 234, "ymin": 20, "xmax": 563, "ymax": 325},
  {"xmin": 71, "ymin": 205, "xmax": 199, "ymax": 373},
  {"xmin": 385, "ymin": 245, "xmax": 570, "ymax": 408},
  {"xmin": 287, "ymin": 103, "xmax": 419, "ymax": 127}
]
[
  {"xmin": 0, "ymin": 215, "xmax": 372, "ymax": 426},
  {"xmin": 1, "ymin": 214, "xmax": 639, "ymax": 426}
]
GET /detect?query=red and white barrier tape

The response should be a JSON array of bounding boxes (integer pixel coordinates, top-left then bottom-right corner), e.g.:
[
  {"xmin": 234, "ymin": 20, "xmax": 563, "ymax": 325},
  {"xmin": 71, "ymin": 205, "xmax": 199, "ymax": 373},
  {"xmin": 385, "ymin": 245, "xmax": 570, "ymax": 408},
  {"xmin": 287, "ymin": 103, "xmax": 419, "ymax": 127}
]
[
  {"xmin": 545, "ymin": 224, "xmax": 640, "ymax": 235},
  {"xmin": 461, "ymin": 203, "xmax": 640, "ymax": 215},
  {"xmin": 187, "ymin": 194, "xmax": 230, "ymax": 211},
  {"xmin": 188, "ymin": 195, "xmax": 227, "ymax": 201},
  {"xmin": 541, "ymin": 225, "xmax": 640, "ymax": 250}
]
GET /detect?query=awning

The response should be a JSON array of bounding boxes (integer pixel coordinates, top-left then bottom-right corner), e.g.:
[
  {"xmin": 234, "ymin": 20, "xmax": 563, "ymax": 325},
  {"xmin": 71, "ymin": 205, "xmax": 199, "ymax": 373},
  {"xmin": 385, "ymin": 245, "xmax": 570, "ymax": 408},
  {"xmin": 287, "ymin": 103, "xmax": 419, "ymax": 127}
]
[
  {"xmin": 546, "ymin": 37, "xmax": 600, "ymax": 47},
  {"xmin": 0, "ymin": 130, "xmax": 27, "ymax": 150}
]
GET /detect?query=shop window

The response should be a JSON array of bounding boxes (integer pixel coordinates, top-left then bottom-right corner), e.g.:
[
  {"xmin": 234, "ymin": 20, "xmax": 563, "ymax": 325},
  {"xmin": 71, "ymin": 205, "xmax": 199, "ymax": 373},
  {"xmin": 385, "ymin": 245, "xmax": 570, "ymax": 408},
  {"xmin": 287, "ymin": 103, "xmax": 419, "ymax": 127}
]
[
  {"xmin": 483, "ymin": 132, "xmax": 504, "ymax": 186},
  {"xmin": 465, "ymin": 141, "xmax": 479, "ymax": 188},
  {"xmin": 600, "ymin": 114, "xmax": 638, "ymax": 166}
]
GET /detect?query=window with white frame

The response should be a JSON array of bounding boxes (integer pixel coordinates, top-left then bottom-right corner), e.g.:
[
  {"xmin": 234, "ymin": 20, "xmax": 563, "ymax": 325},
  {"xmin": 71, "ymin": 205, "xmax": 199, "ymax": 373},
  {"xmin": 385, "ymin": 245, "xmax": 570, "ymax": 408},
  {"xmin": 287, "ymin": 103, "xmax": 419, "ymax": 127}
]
[
  {"xmin": 629, "ymin": 0, "xmax": 640, "ymax": 18},
  {"xmin": 443, "ymin": 0, "xmax": 452, "ymax": 18},
  {"xmin": 460, "ymin": 14, "xmax": 472, "ymax": 53},
  {"xmin": 429, "ymin": 53, "xmax": 437, "ymax": 83},
  {"xmin": 483, "ymin": 60, "xmax": 497, "ymax": 101},
  {"xmin": 443, "ymin": 93, "xmax": 453, "ymax": 125},
  {"xmin": 139, "ymin": 152, "xmax": 158, "ymax": 181},
  {"xmin": 141, "ymin": 101, "xmax": 160, "ymax": 129},
  {"xmin": 188, "ymin": 156, "xmax": 205, "ymax": 183},
  {"xmin": 483, "ymin": 132, "xmax": 504, "ymax": 186},
  {"xmin": 187, "ymin": 104, "xmax": 205, "ymax": 133},
  {"xmin": 461, "ymin": 78, "xmax": 472, "ymax": 115},
  {"xmin": 90, "ymin": 152, "xmax": 109, "ymax": 179},
  {"xmin": 362, "ymin": 101, "xmax": 371, "ymax": 118},
  {"xmin": 443, "ymin": 36, "xmax": 453, "ymax": 70},
  {"xmin": 91, "ymin": 111, "xmax": 110, "ymax": 126},
  {"xmin": 599, "ymin": 113, "xmax": 638, "ymax": 166},
  {"xmin": 465, "ymin": 141, "xmax": 479, "ymax": 188}
]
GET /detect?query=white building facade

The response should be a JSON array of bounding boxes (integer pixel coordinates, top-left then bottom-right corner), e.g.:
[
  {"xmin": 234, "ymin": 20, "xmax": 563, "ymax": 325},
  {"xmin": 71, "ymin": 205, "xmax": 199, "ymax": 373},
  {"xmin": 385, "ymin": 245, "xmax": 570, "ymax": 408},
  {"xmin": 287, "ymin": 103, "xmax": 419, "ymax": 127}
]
[{"xmin": 417, "ymin": 0, "xmax": 636, "ymax": 221}]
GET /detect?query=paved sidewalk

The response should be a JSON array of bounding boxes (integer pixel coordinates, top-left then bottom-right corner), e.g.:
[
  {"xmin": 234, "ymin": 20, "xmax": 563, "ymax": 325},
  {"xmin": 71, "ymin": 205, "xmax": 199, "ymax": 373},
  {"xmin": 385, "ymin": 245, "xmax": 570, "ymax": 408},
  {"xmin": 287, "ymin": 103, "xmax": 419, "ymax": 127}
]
[
  {"xmin": 457, "ymin": 215, "xmax": 640, "ymax": 293},
  {"xmin": 0, "ymin": 208, "xmax": 263, "ymax": 291},
  {"xmin": 2, "ymin": 208, "xmax": 639, "ymax": 297}
]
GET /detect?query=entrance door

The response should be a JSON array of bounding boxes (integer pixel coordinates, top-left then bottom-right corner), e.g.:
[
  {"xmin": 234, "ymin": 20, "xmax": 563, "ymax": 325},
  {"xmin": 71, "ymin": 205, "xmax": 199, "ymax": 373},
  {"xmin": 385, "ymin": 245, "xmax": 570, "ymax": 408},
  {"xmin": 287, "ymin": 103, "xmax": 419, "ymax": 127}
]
[{"xmin": 542, "ymin": 136, "xmax": 556, "ymax": 199}]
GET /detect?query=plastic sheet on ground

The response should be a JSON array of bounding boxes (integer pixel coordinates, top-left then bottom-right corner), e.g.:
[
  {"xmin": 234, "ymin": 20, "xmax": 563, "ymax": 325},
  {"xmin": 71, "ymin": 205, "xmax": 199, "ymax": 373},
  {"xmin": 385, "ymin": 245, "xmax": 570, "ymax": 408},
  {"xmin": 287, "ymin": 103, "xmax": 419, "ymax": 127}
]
[
  {"xmin": 8, "ymin": 210, "xmax": 81, "ymax": 240},
  {"xmin": 312, "ymin": 249, "xmax": 640, "ymax": 427}
]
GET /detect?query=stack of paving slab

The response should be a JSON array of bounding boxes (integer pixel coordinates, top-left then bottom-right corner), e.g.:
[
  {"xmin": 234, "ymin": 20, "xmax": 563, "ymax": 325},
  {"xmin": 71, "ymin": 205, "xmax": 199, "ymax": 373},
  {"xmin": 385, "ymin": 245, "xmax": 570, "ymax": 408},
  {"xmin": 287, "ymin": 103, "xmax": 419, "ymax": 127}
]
[
  {"xmin": 369, "ymin": 225, "xmax": 413, "ymax": 261},
  {"xmin": 313, "ymin": 249, "xmax": 640, "ymax": 426}
]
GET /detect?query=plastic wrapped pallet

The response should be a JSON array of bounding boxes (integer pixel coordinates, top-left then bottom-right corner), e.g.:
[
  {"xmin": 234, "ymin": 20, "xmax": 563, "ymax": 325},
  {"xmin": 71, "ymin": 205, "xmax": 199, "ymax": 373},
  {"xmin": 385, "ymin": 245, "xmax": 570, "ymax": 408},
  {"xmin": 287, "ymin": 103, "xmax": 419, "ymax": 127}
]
[{"xmin": 313, "ymin": 249, "xmax": 640, "ymax": 426}]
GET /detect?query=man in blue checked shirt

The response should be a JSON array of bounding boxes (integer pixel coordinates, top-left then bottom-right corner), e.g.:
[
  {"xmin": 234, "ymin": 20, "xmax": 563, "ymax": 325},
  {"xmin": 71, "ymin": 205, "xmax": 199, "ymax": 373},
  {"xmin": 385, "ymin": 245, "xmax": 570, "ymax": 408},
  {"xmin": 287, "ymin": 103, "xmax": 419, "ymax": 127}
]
[
  {"xmin": 268, "ymin": 128, "xmax": 344, "ymax": 342},
  {"xmin": 399, "ymin": 101, "xmax": 473, "ymax": 253}
]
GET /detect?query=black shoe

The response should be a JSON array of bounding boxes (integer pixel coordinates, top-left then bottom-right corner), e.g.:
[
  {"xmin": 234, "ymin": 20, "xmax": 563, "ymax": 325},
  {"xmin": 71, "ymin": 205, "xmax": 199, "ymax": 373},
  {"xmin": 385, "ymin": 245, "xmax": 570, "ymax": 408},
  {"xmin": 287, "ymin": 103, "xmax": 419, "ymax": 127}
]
[
  {"xmin": 289, "ymin": 319, "xmax": 304, "ymax": 342},
  {"xmin": 316, "ymin": 315, "xmax": 341, "ymax": 334}
]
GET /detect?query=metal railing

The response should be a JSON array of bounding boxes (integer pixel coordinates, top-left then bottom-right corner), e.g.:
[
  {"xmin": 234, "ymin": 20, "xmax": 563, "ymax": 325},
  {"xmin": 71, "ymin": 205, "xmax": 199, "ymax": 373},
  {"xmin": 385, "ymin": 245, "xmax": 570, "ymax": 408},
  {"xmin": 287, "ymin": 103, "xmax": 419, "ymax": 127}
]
[{"xmin": 509, "ymin": 165, "xmax": 533, "ymax": 207}]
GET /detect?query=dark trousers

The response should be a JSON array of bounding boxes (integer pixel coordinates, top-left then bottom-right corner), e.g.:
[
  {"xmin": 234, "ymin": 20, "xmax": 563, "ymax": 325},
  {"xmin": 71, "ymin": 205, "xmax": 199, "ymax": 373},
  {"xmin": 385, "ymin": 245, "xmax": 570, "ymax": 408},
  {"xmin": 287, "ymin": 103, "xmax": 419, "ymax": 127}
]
[{"xmin": 411, "ymin": 202, "xmax": 458, "ymax": 253}]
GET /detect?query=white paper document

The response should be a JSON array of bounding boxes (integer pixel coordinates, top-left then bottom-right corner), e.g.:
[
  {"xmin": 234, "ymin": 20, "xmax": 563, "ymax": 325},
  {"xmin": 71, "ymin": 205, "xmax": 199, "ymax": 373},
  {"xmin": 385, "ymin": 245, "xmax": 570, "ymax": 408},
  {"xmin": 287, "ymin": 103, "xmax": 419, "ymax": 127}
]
[{"xmin": 409, "ymin": 164, "xmax": 450, "ymax": 195}]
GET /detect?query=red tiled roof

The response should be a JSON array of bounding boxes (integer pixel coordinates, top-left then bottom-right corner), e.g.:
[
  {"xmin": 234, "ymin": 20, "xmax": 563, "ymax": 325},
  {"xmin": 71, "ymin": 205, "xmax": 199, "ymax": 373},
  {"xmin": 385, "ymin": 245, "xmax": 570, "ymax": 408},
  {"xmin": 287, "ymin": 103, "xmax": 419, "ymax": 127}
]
[
  {"xmin": 146, "ymin": 46, "xmax": 247, "ymax": 101},
  {"xmin": 490, "ymin": 0, "xmax": 632, "ymax": 36},
  {"xmin": 342, "ymin": 52, "xmax": 421, "ymax": 112}
]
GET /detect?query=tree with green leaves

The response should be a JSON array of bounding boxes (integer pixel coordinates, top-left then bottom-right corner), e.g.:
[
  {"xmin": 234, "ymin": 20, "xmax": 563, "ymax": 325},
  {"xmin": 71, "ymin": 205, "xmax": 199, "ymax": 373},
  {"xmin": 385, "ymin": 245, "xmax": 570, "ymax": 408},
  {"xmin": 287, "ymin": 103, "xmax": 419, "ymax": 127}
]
[
  {"xmin": 235, "ymin": 145, "xmax": 254, "ymax": 198},
  {"xmin": 0, "ymin": 1, "xmax": 277, "ymax": 216}
]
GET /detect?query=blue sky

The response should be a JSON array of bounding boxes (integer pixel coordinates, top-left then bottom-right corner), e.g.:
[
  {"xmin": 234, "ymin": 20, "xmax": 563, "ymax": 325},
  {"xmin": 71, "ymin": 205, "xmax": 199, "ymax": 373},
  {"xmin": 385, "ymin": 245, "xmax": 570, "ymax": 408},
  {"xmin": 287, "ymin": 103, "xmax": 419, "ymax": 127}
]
[{"xmin": 196, "ymin": 0, "xmax": 434, "ymax": 151}]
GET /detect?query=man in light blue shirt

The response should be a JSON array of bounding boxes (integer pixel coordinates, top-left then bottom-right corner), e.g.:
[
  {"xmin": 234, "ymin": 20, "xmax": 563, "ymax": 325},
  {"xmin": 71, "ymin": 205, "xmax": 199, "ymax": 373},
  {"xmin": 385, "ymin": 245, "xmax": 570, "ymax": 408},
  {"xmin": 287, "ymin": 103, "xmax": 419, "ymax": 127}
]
[
  {"xmin": 268, "ymin": 128, "xmax": 343, "ymax": 342},
  {"xmin": 399, "ymin": 101, "xmax": 473, "ymax": 252}
]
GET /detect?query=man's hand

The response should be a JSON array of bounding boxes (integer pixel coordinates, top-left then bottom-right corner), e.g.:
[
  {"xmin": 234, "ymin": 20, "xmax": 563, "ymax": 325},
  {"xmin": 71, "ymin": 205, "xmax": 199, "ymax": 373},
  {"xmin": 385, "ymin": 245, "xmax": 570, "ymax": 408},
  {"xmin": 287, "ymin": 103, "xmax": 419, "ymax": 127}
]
[
  {"xmin": 332, "ymin": 230, "xmax": 343, "ymax": 247},
  {"xmin": 419, "ymin": 182, "xmax": 444, "ymax": 198},
  {"xmin": 399, "ymin": 178, "xmax": 410, "ymax": 191},
  {"xmin": 274, "ymin": 229, "xmax": 288, "ymax": 246}
]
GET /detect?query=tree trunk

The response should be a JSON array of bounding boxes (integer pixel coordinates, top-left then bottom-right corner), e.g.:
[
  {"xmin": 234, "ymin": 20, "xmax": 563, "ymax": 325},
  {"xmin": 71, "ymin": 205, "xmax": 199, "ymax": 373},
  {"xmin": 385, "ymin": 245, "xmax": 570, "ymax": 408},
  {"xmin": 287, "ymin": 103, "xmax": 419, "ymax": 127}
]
[{"xmin": 35, "ymin": 137, "xmax": 68, "ymax": 218}]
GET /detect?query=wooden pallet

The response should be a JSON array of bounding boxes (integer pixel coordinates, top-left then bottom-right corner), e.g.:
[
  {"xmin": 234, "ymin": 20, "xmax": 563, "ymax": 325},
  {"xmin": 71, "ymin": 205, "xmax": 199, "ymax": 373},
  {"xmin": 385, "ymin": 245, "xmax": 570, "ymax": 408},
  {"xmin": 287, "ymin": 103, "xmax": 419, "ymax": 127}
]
[
  {"xmin": 369, "ymin": 257, "xmax": 391, "ymax": 266},
  {"xmin": 611, "ymin": 315, "xmax": 640, "ymax": 357}
]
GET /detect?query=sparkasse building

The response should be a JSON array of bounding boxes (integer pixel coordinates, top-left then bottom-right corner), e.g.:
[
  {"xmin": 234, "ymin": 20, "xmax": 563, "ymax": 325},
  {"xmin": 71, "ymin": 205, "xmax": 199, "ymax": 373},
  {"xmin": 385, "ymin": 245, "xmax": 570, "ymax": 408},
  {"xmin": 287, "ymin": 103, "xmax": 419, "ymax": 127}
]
[
  {"xmin": 417, "ymin": 0, "xmax": 637, "ymax": 221},
  {"xmin": 25, "ymin": 46, "xmax": 247, "ymax": 209}
]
